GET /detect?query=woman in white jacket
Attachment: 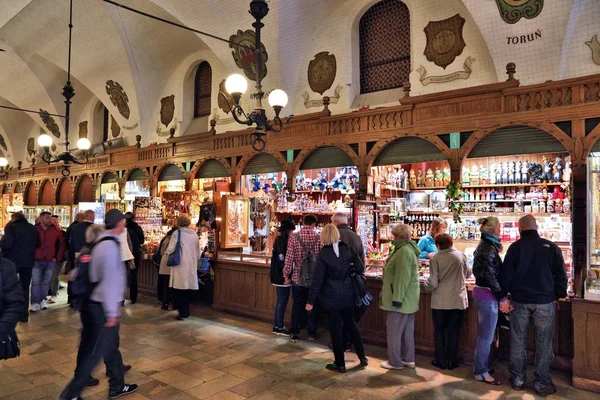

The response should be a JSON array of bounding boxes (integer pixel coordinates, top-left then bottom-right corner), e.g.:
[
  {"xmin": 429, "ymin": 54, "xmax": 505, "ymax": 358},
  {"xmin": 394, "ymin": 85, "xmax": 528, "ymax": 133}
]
[{"xmin": 166, "ymin": 215, "xmax": 200, "ymax": 319}]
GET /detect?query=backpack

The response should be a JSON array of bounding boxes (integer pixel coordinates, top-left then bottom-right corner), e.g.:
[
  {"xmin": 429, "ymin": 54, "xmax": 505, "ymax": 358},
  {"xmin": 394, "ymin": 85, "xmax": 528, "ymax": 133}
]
[
  {"xmin": 295, "ymin": 233, "xmax": 317, "ymax": 288},
  {"xmin": 69, "ymin": 237, "xmax": 119, "ymax": 311}
]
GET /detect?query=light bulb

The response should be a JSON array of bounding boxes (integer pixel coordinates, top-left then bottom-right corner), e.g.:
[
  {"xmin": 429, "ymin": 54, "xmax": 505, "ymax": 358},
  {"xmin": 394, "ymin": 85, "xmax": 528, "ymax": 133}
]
[
  {"xmin": 268, "ymin": 89, "xmax": 288, "ymax": 108},
  {"xmin": 225, "ymin": 73, "xmax": 248, "ymax": 95},
  {"xmin": 0, "ymin": 157, "xmax": 8, "ymax": 167},
  {"xmin": 38, "ymin": 134, "xmax": 53, "ymax": 147},
  {"xmin": 77, "ymin": 137, "xmax": 91, "ymax": 150}
]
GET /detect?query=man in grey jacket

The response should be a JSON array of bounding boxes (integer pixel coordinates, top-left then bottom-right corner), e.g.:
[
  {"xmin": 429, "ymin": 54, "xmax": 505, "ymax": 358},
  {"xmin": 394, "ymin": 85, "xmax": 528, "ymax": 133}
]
[{"xmin": 61, "ymin": 210, "xmax": 137, "ymax": 400}]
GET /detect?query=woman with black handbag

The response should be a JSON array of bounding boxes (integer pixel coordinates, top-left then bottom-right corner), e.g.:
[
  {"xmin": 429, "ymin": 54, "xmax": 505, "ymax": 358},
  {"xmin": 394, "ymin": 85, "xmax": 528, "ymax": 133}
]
[
  {"xmin": 0, "ymin": 254, "xmax": 25, "ymax": 360},
  {"xmin": 305, "ymin": 224, "xmax": 368, "ymax": 373}
]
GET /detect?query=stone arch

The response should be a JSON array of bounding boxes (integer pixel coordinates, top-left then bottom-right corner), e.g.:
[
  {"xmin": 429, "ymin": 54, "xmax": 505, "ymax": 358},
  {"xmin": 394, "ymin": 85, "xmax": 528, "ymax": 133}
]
[
  {"xmin": 188, "ymin": 157, "xmax": 233, "ymax": 188},
  {"xmin": 292, "ymin": 144, "xmax": 362, "ymax": 183},
  {"xmin": 366, "ymin": 133, "xmax": 451, "ymax": 170}
]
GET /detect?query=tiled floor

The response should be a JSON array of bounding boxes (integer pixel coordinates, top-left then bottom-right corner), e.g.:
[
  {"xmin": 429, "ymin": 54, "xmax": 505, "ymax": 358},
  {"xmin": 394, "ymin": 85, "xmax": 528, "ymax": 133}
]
[{"xmin": 1, "ymin": 294, "xmax": 599, "ymax": 400}]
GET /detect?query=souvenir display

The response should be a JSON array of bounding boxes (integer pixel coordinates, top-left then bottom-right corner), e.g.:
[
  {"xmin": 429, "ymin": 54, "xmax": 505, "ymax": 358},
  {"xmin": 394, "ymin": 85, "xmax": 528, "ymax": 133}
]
[
  {"xmin": 133, "ymin": 197, "xmax": 163, "ymax": 256},
  {"xmin": 221, "ymin": 195, "xmax": 250, "ymax": 248}
]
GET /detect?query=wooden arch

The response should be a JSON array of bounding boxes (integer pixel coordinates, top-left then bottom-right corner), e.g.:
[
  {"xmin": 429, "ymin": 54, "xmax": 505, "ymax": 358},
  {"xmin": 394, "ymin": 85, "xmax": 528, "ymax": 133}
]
[
  {"xmin": 38, "ymin": 179, "xmax": 55, "ymax": 205},
  {"xmin": 152, "ymin": 162, "xmax": 187, "ymax": 193},
  {"xmin": 365, "ymin": 134, "xmax": 451, "ymax": 170},
  {"xmin": 123, "ymin": 166, "xmax": 151, "ymax": 182},
  {"xmin": 188, "ymin": 157, "xmax": 233, "ymax": 187},
  {"xmin": 292, "ymin": 144, "xmax": 361, "ymax": 183},
  {"xmin": 55, "ymin": 177, "xmax": 74, "ymax": 205},
  {"xmin": 234, "ymin": 151, "xmax": 289, "ymax": 193},
  {"xmin": 97, "ymin": 169, "xmax": 121, "ymax": 184},
  {"xmin": 74, "ymin": 174, "xmax": 96, "ymax": 203},
  {"xmin": 582, "ymin": 121, "xmax": 600, "ymax": 160},
  {"xmin": 22, "ymin": 180, "xmax": 37, "ymax": 206}
]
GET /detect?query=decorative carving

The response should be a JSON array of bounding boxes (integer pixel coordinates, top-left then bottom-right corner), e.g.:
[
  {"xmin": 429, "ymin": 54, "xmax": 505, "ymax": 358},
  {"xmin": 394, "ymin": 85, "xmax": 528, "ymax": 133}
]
[
  {"xmin": 110, "ymin": 115, "xmax": 121, "ymax": 138},
  {"xmin": 105, "ymin": 80, "xmax": 130, "ymax": 119},
  {"xmin": 27, "ymin": 138, "xmax": 35, "ymax": 157},
  {"xmin": 302, "ymin": 85, "xmax": 343, "ymax": 109},
  {"xmin": 423, "ymin": 14, "xmax": 466, "ymax": 69},
  {"xmin": 229, "ymin": 29, "xmax": 268, "ymax": 81},
  {"xmin": 78, "ymin": 121, "xmax": 88, "ymax": 139},
  {"xmin": 308, "ymin": 52, "xmax": 336, "ymax": 95},
  {"xmin": 218, "ymin": 79, "xmax": 233, "ymax": 114},
  {"xmin": 160, "ymin": 95, "xmax": 175, "ymax": 128},
  {"xmin": 417, "ymin": 57, "xmax": 476, "ymax": 85},
  {"xmin": 495, "ymin": 0, "xmax": 544, "ymax": 24},
  {"xmin": 39, "ymin": 109, "xmax": 61, "ymax": 138},
  {"xmin": 585, "ymin": 34, "xmax": 600, "ymax": 65}
]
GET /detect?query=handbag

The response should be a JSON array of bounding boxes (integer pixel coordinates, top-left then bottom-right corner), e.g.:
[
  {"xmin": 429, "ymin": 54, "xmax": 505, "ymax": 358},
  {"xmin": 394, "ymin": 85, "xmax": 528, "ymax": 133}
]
[
  {"xmin": 349, "ymin": 252, "xmax": 373, "ymax": 315},
  {"xmin": 167, "ymin": 231, "xmax": 182, "ymax": 267}
]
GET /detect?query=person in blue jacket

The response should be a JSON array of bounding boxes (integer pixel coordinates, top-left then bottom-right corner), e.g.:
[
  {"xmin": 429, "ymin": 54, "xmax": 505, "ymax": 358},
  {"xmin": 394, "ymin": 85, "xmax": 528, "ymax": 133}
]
[{"xmin": 417, "ymin": 217, "xmax": 447, "ymax": 259}]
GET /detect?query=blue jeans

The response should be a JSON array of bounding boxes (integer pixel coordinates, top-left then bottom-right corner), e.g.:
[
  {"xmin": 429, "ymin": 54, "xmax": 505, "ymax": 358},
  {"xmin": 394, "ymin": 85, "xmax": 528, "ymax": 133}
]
[
  {"xmin": 473, "ymin": 297, "xmax": 498, "ymax": 377},
  {"xmin": 509, "ymin": 301, "xmax": 555, "ymax": 391},
  {"xmin": 31, "ymin": 260, "xmax": 56, "ymax": 305},
  {"xmin": 273, "ymin": 286, "xmax": 290, "ymax": 328}
]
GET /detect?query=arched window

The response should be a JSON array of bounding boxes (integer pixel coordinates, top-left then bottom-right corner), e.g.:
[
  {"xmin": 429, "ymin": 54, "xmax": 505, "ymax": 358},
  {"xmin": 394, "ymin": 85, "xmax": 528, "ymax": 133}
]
[
  {"xmin": 102, "ymin": 104, "xmax": 109, "ymax": 142},
  {"xmin": 194, "ymin": 61, "xmax": 212, "ymax": 118},
  {"xmin": 359, "ymin": 0, "xmax": 410, "ymax": 94}
]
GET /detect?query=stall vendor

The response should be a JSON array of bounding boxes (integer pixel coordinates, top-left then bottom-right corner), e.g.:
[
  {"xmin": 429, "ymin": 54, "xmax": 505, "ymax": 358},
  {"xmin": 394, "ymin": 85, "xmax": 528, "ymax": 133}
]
[{"xmin": 417, "ymin": 217, "xmax": 447, "ymax": 259}]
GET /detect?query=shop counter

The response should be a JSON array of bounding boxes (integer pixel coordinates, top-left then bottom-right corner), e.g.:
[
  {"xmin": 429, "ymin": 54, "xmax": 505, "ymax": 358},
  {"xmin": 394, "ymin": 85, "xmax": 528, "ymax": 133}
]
[{"xmin": 212, "ymin": 257, "xmax": 573, "ymax": 370}]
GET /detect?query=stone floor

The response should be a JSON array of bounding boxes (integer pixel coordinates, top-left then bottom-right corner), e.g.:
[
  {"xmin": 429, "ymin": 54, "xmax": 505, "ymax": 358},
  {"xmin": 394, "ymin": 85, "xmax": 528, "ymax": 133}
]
[{"xmin": 1, "ymin": 294, "xmax": 598, "ymax": 400}]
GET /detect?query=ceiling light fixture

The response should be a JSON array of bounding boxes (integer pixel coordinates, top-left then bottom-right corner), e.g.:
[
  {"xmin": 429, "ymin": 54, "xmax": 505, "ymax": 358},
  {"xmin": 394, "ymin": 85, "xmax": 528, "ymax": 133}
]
[{"xmin": 0, "ymin": 157, "xmax": 9, "ymax": 179}]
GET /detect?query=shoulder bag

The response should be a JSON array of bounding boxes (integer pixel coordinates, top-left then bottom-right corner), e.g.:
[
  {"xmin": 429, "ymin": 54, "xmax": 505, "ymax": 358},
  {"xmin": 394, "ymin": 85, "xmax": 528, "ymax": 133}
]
[
  {"xmin": 0, "ymin": 260, "xmax": 20, "ymax": 360},
  {"xmin": 167, "ymin": 230, "xmax": 182, "ymax": 267}
]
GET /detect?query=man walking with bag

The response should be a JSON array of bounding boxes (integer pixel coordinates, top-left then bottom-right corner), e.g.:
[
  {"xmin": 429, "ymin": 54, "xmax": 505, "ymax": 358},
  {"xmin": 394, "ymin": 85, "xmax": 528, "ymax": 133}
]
[{"xmin": 283, "ymin": 214, "xmax": 321, "ymax": 342}]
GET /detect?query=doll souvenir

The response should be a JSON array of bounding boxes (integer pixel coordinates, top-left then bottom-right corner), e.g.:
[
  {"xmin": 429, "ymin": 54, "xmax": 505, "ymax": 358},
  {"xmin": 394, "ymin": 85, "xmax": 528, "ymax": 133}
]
[
  {"xmin": 563, "ymin": 197, "xmax": 571, "ymax": 214},
  {"xmin": 489, "ymin": 163, "xmax": 496, "ymax": 184},
  {"xmin": 508, "ymin": 161, "xmax": 515, "ymax": 184},
  {"xmin": 409, "ymin": 169, "xmax": 417, "ymax": 189},
  {"xmin": 547, "ymin": 198, "xmax": 555, "ymax": 213},
  {"xmin": 443, "ymin": 167, "xmax": 451, "ymax": 186},
  {"xmin": 316, "ymin": 169, "xmax": 328, "ymax": 191},
  {"xmin": 462, "ymin": 166, "xmax": 470, "ymax": 185},
  {"xmin": 470, "ymin": 165, "xmax": 479, "ymax": 186},
  {"xmin": 252, "ymin": 175, "xmax": 263, "ymax": 192},
  {"xmin": 563, "ymin": 156, "xmax": 572, "ymax": 182},
  {"xmin": 501, "ymin": 162, "xmax": 509, "ymax": 185},
  {"xmin": 553, "ymin": 156, "xmax": 563, "ymax": 182},
  {"xmin": 496, "ymin": 163, "xmax": 502, "ymax": 185},
  {"xmin": 417, "ymin": 169, "xmax": 426, "ymax": 187},
  {"xmin": 542, "ymin": 156, "xmax": 552, "ymax": 182},
  {"xmin": 425, "ymin": 168, "xmax": 434, "ymax": 187},
  {"xmin": 434, "ymin": 167, "xmax": 443, "ymax": 187},
  {"xmin": 475, "ymin": 189, "xmax": 481, "ymax": 201},
  {"xmin": 521, "ymin": 161, "xmax": 529, "ymax": 184},
  {"xmin": 479, "ymin": 164, "xmax": 488, "ymax": 185},
  {"xmin": 330, "ymin": 170, "xmax": 342, "ymax": 190},
  {"xmin": 528, "ymin": 162, "xmax": 542, "ymax": 183},
  {"xmin": 515, "ymin": 161, "xmax": 522, "ymax": 184}
]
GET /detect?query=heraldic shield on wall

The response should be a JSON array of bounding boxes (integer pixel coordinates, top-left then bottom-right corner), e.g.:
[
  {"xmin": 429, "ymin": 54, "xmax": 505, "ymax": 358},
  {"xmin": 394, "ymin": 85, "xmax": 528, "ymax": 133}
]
[
  {"xmin": 106, "ymin": 80, "xmax": 131, "ymax": 120},
  {"xmin": 229, "ymin": 29, "xmax": 268, "ymax": 82},
  {"xmin": 308, "ymin": 52, "xmax": 337, "ymax": 95},
  {"xmin": 39, "ymin": 109, "xmax": 61, "ymax": 138},
  {"xmin": 218, "ymin": 79, "xmax": 233, "ymax": 114},
  {"xmin": 160, "ymin": 95, "xmax": 175, "ymax": 128},
  {"xmin": 423, "ymin": 14, "xmax": 466, "ymax": 70},
  {"xmin": 495, "ymin": 0, "xmax": 544, "ymax": 24}
]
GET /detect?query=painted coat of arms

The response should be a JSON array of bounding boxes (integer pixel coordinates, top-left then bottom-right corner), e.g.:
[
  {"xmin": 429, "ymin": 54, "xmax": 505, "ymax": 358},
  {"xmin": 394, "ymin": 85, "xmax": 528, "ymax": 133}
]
[
  {"xmin": 105, "ymin": 80, "xmax": 130, "ymax": 120},
  {"xmin": 308, "ymin": 52, "xmax": 337, "ymax": 95},
  {"xmin": 229, "ymin": 29, "xmax": 268, "ymax": 81},
  {"xmin": 39, "ymin": 109, "xmax": 61, "ymax": 138},
  {"xmin": 160, "ymin": 95, "xmax": 175, "ymax": 128},
  {"xmin": 495, "ymin": 0, "xmax": 544, "ymax": 24},
  {"xmin": 27, "ymin": 138, "xmax": 35, "ymax": 157},
  {"xmin": 111, "ymin": 115, "xmax": 121, "ymax": 138},
  {"xmin": 78, "ymin": 121, "xmax": 88, "ymax": 139},
  {"xmin": 424, "ymin": 14, "xmax": 466, "ymax": 69}
]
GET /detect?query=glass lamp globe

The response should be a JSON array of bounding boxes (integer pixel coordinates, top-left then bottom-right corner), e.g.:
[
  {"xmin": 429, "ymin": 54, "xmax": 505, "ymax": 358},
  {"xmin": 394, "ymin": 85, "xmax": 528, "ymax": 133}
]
[
  {"xmin": 268, "ymin": 89, "xmax": 288, "ymax": 108},
  {"xmin": 0, "ymin": 157, "xmax": 8, "ymax": 168},
  {"xmin": 225, "ymin": 73, "xmax": 248, "ymax": 95},
  {"xmin": 38, "ymin": 133, "xmax": 53, "ymax": 147},
  {"xmin": 77, "ymin": 137, "xmax": 91, "ymax": 150}
]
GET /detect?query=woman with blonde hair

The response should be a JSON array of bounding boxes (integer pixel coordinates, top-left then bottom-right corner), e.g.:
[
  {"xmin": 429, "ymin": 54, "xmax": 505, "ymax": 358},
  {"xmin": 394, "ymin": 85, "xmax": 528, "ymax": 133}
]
[
  {"xmin": 306, "ymin": 224, "xmax": 367, "ymax": 373},
  {"xmin": 380, "ymin": 223, "xmax": 421, "ymax": 370},
  {"xmin": 166, "ymin": 215, "xmax": 200, "ymax": 320},
  {"xmin": 472, "ymin": 216, "xmax": 510, "ymax": 385}
]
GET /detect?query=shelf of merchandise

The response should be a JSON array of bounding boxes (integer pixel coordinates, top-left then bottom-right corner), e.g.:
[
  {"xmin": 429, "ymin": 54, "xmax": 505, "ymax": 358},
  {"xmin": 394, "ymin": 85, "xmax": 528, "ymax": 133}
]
[
  {"xmin": 409, "ymin": 186, "xmax": 447, "ymax": 191},
  {"xmin": 460, "ymin": 182, "xmax": 566, "ymax": 188},
  {"xmin": 274, "ymin": 210, "xmax": 334, "ymax": 216},
  {"xmin": 458, "ymin": 199, "xmax": 532, "ymax": 203},
  {"xmin": 440, "ymin": 212, "xmax": 570, "ymax": 218}
]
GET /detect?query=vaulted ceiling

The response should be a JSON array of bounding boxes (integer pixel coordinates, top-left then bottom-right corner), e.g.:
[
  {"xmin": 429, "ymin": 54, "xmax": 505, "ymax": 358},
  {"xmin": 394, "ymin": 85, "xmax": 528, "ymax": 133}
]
[{"xmin": 0, "ymin": 0, "xmax": 598, "ymax": 165}]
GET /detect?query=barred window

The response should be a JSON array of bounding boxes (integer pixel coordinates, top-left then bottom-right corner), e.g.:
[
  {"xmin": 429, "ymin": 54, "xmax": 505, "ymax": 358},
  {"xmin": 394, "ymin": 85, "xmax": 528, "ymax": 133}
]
[
  {"xmin": 194, "ymin": 61, "xmax": 212, "ymax": 118},
  {"xmin": 359, "ymin": 0, "xmax": 411, "ymax": 94}
]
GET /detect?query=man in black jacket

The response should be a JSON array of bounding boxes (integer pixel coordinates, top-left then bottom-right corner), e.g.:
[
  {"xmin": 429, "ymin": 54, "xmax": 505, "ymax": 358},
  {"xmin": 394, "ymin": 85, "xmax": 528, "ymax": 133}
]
[
  {"xmin": 124, "ymin": 212, "xmax": 144, "ymax": 304},
  {"xmin": 0, "ymin": 255, "xmax": 25, "ymax": 338},
  {"xmin": 500, "ymin": 214, "xmax": 567, "ymax": 397},
  {"xmin": 68, "ymin": 210, "xmax": 95, "ymax": 262},
  {"xmin": 1, "ymin": 212, "xmax": 39, "ymax": 322}
]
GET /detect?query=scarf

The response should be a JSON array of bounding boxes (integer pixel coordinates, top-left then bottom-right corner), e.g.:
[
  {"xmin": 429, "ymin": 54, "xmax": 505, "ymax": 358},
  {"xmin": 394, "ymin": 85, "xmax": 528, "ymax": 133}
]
[{"xmin": 481, "ymin": 231, "xmax": 503, "ymax": 252}]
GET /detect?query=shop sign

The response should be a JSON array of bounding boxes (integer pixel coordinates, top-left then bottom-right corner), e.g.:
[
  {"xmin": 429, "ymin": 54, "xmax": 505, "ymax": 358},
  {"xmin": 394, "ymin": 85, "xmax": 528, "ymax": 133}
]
[
  {"xmin": 507, "ymin": 29, "xmax": 542, "ymax": 45},
  {"xmin": 417, "ymin": 56, "xmax": 475, "ymax": 86},
  {"xmin": 450, "ymin": 133, "xmax": 460, "ymax": 149}
]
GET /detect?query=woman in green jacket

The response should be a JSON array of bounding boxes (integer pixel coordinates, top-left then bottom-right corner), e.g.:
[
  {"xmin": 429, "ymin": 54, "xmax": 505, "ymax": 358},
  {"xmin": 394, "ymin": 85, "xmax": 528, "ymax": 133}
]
[{"xmin": 380, "ymin": 223, "xmax": 421, "ymax": 370}]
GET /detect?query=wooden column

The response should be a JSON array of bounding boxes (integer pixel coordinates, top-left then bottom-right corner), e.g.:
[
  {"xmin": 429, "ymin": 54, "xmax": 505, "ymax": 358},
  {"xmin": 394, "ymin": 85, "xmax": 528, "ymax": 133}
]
[{"xmin": 571, "ymin": 119, "xmax": 586, "ymax": 296}]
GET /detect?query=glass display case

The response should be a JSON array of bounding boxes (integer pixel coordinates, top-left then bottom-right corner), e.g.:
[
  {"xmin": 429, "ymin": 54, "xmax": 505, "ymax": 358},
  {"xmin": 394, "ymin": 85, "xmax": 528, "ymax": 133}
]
[
  {"xmin": 355, "ymin": 200, "xmax": 375, "ymax": 258},
  {"xmin": 53, "ymin": 205, "xmax": 72, "ymax": 228},
  {"xmin": 587, "ymin": 156, "xmax": 600, "ymax": 300},
  {"xmin": 134, "ymin": 197, "xmax": 163, "ymax": 257},
  {"xmin": 221, "ymin": 195, "xmax": 249, "ymax": 248}
]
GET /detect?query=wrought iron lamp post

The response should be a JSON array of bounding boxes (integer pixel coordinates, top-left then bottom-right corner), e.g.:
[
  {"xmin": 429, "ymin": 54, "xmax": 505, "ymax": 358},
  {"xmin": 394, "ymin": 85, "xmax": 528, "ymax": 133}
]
[{"xmin": 225, "ymin": 0, "xmax": 290, "ymax": 152}]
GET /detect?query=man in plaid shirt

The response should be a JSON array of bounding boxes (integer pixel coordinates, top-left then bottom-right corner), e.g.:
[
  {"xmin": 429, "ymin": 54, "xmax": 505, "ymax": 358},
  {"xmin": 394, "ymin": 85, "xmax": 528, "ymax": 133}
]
[{"xmin": 283, "ymin": 214, "xmax": 321, "ymax": 341}]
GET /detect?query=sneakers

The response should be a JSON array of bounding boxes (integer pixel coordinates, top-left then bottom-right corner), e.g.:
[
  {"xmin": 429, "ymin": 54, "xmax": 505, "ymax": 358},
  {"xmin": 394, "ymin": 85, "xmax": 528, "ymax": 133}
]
[
  {"xmin": 308, "ymin": 333, "xmax": 318, "ymax": 341},
  {"xmin": 273, "ymin": 327, "xmax": 290, "ymax": 336},
  {"xmin": 108, "ymin": 384, "xmax": 138, "ymax": 399},
  {"xmin": 400, "ymin": 360, "xmax": 416, "ymax": 369},
  {"xmin": 48, "ymin": 296, "xmax": 58, "ymax": 304},
  {"xmin": 381, "ymin": 361, "xmax": 404, "ymax": 370},
  {"xmin": 41, "ymin": 299, "xmax": 48, "ymax": 310},
  {"xmin": 30, "ymin": 303, "xmax": 41, "ymax": 312},
  {"xmin": 289, "ymin": 334, "xmax": 300, "ymax": 342}
]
